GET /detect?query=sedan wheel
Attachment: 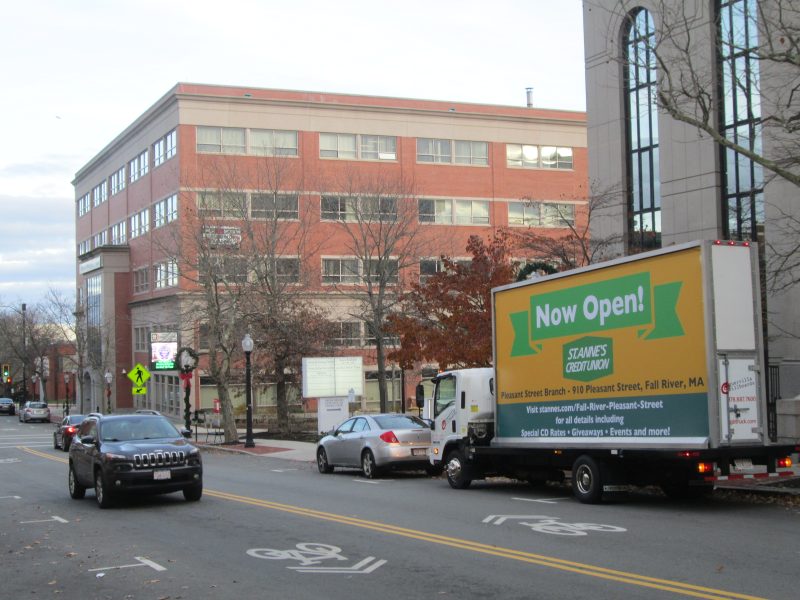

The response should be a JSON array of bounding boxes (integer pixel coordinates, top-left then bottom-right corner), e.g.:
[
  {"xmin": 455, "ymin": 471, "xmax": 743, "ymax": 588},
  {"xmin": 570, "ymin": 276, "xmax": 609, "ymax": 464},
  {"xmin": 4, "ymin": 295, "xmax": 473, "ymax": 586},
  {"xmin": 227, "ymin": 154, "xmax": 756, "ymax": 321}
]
[
  {"xmin": 68, "ymin": 466, "xmax": 85, "ymax": 500},
  {"xmin": 317, "ymin": 447, "xmax": 334, "ymax": 474},
  {"xmin": 361, "ymin": 450, "xmax": 380, "ymax": 479}
]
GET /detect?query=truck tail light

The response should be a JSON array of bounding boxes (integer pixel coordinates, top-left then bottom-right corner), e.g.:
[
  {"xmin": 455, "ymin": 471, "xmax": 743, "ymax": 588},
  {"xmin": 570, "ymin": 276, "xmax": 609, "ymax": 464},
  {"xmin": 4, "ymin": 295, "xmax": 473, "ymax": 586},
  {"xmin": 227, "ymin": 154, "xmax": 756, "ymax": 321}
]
[
  {"xmin": 696, "ymin": 462, "xmax": 714, "ymax": 474},
  {"xmin": 777, "ymin": 457, "xmax": 792, "ymax": 469},
  {"xmin": 379, "ymin": 431, "xmax": 399, "ymax": 444}
]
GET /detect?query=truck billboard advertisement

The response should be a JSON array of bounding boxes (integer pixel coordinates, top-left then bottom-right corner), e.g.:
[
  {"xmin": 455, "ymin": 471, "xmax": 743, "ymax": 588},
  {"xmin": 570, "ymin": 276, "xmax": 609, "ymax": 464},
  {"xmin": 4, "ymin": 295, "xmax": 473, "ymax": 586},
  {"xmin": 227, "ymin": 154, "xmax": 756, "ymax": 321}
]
[{"xmin": 494, "ymin": 246, "xmax": 710, "ymax": 445}]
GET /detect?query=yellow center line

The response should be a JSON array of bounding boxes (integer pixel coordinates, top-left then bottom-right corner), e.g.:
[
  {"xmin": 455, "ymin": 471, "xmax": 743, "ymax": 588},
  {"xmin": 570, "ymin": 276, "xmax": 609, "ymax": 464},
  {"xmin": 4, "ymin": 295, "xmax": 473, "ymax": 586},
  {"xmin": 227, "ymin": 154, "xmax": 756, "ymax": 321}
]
[{"xmin": 18, "ymin": 448, "xmax": 765, "ymax": 600}]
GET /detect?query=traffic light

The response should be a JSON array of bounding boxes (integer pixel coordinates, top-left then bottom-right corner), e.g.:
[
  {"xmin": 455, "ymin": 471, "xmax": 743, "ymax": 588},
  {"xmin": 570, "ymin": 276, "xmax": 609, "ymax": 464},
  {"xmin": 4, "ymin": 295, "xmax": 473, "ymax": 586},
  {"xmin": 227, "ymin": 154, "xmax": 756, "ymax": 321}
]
[
  {"xmin": 1, "ymin": 364, "xmax": 8, "ymax": 378},
  {"xmin": 4, "ymin": 376, "xmax": 10, "ymax": 385}
]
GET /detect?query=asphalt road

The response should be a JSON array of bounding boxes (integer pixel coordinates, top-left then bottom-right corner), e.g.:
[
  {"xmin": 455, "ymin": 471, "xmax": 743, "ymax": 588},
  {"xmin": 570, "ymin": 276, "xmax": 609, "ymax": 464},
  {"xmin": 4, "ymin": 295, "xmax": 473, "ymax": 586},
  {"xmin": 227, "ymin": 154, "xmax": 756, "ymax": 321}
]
[{"xmin": 2, "ymin": 418, "xmax": 799, "ymax": 600}]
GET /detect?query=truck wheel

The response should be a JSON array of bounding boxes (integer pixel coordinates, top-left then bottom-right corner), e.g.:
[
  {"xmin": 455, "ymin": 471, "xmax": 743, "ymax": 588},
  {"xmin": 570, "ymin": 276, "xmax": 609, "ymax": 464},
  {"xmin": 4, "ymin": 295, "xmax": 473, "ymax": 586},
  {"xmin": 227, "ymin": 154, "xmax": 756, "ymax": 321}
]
[
  {"xmin": 571, "ymin": 455, "xmax": 606, "ymax": 504},
  {"xmin": 445, "ymin": 450, "xmax": 473, "ymax": 489}
]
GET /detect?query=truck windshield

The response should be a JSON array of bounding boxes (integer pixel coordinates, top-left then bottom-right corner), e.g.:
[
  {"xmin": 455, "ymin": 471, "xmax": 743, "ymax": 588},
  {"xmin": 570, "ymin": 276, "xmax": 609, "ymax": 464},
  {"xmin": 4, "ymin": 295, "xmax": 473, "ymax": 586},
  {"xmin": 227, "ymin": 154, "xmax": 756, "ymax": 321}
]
[{"xmin": 434, "ymin": 376, "xmax": 456, "ymax": 417}]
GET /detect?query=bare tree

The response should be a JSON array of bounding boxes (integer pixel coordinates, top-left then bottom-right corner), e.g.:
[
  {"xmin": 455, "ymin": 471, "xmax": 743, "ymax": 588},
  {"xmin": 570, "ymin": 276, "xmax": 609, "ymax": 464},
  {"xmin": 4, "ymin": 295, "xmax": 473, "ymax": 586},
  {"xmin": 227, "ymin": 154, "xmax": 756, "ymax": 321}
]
[
  {"xmin": 613, "ymin": 0, "xmax": 800, "ymax": 188},
  {"xmin": 513, "ymin": 182, "xmax": 625, "ymax": 268},
  {"xmin": 321, "ymin": 168, "xmax": 435, "ymax": 411}
]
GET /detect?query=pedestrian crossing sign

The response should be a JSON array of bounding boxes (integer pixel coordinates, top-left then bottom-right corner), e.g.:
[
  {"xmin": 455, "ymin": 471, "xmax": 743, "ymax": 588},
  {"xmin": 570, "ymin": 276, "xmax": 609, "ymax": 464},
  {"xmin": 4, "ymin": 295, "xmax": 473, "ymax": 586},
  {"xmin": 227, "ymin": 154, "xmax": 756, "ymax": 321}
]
[
  {"xmin": 128, "ymin": 363, "xmax": 151, "ymax": 387},
  {"xmin": 132, "ymin": 387, "xmax": 147, "ymax": 395}
]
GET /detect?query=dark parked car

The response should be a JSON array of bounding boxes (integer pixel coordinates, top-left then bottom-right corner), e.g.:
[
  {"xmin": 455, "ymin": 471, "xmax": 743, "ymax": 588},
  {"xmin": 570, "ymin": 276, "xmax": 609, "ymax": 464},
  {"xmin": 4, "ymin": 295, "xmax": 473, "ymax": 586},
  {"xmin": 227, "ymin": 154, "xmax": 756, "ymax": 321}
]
[
  {"xmin": 53, "ymin": 414, "xmax": 86, "ymax": 452},
  {"xmin": 68, "ymin": 414, "xmax": 203, "ymax": 508},
  {"xmin": 0, "ymin": 397, "xmax": 15, "ymax": 416}
]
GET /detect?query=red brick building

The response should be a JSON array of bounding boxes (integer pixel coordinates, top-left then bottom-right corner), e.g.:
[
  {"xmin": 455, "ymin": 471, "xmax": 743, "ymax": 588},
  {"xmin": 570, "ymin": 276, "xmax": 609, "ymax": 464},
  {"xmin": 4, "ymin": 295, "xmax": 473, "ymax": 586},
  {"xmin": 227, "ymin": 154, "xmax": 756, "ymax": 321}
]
[{"xmin": 73, "ymin": 83, "xmax": 587, "ymax": 417}]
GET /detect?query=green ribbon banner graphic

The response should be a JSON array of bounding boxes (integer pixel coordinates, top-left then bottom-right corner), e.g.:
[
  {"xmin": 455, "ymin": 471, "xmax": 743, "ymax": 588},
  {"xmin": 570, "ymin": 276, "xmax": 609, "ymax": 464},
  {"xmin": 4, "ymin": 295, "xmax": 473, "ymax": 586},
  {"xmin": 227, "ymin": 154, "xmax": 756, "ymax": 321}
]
[{"xmin": 510, "ymin": 272, "xmax": 683, "ymax": 357}]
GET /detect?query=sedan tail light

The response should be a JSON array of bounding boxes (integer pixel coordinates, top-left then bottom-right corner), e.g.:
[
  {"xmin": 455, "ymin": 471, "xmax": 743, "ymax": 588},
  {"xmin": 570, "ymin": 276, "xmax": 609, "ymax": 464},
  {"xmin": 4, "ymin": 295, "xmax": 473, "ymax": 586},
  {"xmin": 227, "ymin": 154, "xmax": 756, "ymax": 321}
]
[
  {"xmin": 379, "ymin": 431, "xmax": 399, "ymax": 444},
  {"xmin": 66, "ymin": 426, "xmax": 77, "ymax": 434}
]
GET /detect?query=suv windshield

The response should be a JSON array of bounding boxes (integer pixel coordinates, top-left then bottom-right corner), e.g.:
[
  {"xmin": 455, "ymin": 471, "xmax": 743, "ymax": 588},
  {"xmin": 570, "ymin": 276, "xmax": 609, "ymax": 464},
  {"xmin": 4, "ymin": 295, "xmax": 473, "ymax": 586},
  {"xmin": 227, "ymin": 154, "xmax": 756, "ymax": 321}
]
[{"xmin": 100, "ymin": 417, "xmax": 180, "ymax": 442}]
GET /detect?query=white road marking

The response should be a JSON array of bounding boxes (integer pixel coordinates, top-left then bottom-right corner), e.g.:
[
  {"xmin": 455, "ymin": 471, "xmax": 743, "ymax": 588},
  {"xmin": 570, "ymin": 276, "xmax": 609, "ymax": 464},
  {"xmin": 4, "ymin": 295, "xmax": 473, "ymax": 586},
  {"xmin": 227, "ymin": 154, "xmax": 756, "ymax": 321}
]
[
  {"xmin": 88, "ymin": 556, "xmax": 166, "ymax": 573},
  {"xmin": 0, "ymin": 495, "xmax": 21, "ymax": 499},
  {"xmin": 20, "ymin": 515, "xmax": 68, "ymax": 524},
  {"xmin": 512, "ymin": 496, "xmax": 571, "ymax": 504},
  {"xmin": 353, "ymin": 479, "xmax": 382, "ymax": 484}
]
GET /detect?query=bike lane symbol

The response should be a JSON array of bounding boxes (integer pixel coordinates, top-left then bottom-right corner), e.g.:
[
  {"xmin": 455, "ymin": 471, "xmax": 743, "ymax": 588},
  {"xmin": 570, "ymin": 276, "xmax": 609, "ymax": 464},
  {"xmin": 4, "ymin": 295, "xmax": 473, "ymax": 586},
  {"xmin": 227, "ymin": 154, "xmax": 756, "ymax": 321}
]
[
  {"xmin": 247, "ymin": 543, "xmax": 386, "ymax": 574},
  {"xmin": 483, "ymin": 515, "xmax": 626, "ymax": 536}
]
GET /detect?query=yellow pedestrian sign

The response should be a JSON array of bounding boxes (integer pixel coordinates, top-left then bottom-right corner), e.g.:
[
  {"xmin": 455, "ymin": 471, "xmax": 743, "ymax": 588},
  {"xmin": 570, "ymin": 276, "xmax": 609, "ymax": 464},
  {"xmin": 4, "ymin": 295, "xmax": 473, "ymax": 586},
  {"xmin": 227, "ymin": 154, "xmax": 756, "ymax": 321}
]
[
  {"xmin": 128, "ymin": 363, "xmax": 151, "ymax": 387},
  {"xmin": 132, "ymin": 387, "xmax": 147, "ymax": 395}
]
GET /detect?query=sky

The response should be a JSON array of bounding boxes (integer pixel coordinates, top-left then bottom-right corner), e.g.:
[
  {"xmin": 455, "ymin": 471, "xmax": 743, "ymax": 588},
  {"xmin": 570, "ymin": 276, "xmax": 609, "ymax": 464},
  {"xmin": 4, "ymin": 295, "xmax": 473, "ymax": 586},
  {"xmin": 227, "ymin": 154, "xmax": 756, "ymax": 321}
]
[{"xmin": 0, "ymin": 0, "xmax": 586, "ymax": 308}]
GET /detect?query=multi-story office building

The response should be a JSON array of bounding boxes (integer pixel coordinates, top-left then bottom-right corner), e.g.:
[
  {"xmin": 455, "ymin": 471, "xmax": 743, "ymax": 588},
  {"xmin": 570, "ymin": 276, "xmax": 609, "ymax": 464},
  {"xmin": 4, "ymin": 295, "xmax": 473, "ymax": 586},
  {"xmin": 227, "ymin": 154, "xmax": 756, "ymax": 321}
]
[
  {"xmin": 583, "ymin": 1, "xmax": 800, "ymax": 432},
  {"xmin": 73, "ymin": 83, "xmax": 587, "ymax": 417}
]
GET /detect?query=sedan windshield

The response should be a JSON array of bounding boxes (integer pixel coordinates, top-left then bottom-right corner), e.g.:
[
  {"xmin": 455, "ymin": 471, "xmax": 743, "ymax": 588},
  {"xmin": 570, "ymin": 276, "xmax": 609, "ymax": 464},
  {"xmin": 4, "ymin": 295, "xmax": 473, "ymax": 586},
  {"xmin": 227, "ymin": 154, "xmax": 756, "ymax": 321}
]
[
  {"xmin": 29, "ymin": 402, "xmax": 47, "ymax": 409},
  {"xmin": 373, "ymin": 415, "xmax": 427, "ymax": 430}
]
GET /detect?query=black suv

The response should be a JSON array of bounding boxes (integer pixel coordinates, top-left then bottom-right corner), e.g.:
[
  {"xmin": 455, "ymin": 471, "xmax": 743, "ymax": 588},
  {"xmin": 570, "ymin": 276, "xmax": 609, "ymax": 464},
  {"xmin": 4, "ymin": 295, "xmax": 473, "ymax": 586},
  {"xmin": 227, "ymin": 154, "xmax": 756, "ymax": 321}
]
[{"xmin": 68, "ymin": 414, "xmax": 203, "ymax": 508}]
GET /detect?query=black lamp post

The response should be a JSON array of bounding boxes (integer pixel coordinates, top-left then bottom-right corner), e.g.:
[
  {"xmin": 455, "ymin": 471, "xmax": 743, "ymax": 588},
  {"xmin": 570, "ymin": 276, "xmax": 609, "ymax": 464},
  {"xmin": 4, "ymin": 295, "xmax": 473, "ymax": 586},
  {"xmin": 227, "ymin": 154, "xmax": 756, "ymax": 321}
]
[
  {"xmin": 63, "ymin": 372, "xmax": 70, "ymax": 416},
  {"xmin": 104, "ymin": 371, "xmax": 113, "ymax": 413},
  {"xmin": 241, "ymin": 333, "xmax": 255, "ymax": 448},
  {"xmin": 178, "ymin": 347, "xmax": 198, "ymax": 433}
]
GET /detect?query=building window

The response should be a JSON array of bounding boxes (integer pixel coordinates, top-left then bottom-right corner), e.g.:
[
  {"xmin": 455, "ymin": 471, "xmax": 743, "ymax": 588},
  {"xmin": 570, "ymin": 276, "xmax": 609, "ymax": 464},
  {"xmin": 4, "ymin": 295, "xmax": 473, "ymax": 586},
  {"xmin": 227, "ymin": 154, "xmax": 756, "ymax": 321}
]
[
  {"xmin": 251, "ymin": 193, "xmax": 299, "ymax": 219},
  {"xmin": 506, "ymin": 144, "xmax": 573, "ymax": 169},
  {"xmin": 455, "ymin": 199, "xmax": 490, "ymax": 225},
  {"xmin": 196, "ymin": 126, "xmax": 245, "ymax": 154},
  {"xmin": 417, "ymin": 138, "xmax": 488, "ymax": 165},
  {"xmin": 418, "ymin": 198, "xmax": 490, "ymax": 224},
  {"xmin": 508, "ymin": 201, "xmax": 575, "ymax": 227},
  {"xmin": 250, "ymin": 129, "xmax": 298, "ymax": 156},
  {"xmin": 333, "ymin": 321, "xmax": 361, "ymax": 347},
  {"xmin": 93, "ymin": 230, "xmax": 107, "ymax": 248},
  {"xmin": 322, "ymin": 258, "xmax": 360, "ymax": 284},
  {"xmin": 719, "ymin": 0, "xmax": 763, "ymax": 242},
  {"xmin": 419, "ymin": 259, "xmax": 445, "ymax": 284},
  {"xmin": 154, "ymin": 260, "xmax": 178, "ymax": 289},
  {"xmin": 110, "ymin": 221, "xmax": 127, "ymax": 245},
  {"xmin": 129, "ymin": 149, "xmax": 149, "ymax": 183},
  {"xmin": 134, "ymin": 325, "xmax": 151, "ymax": 352},
  {"xmin": 417, "ymin": 138, "xmax": 452, "ymax": 163},
  {"xmin": 130, "ymin": 208, "xmax": 150, "ymax": 239},
  {"xmin": 271, "ymin": 257, "xmax": 300, "ymax": 283},
  {"xmin": 197, "ymin": 191, "xmax": 247, "ymax": 219},
  {"xmin": 320, "ymin": 133, "xmax": 397, "ymax": 161},
  {"xmin": 110, "ymin": 166, "xmax": 126, "ymax": 195},
  {"xmin": 418, "ymin": 198, "xmax": 452, "ymax": 223},
  {"xmin": 133, "ymin": 267, "xmax": 149, "ymax": 293},
  {"xmin": 624, "ymin": 8, "xmax": 661, "ymax": 251},
  {"xmin": 454, "ymin": 140, "xmax": 489, "ymax": 165},
  {"xmin": 199, "ymin": 255, "xmax": 248, "ymax": 285},
  {"xmin": 360, "ymin": 135, "xmax": 397, "ymax": 160},
  {"xmin": 153, "ymin": 194, "xmax": 178, "ymax": 228},
  {"xmin": 154, "ymin": 129, "xmax": 177, "ymax": 167},
  {"xmin": 78, "ymin": 193, "xmax": 91, "ymax": 217},
  {"xmin": 92, "ymin": 181, "xmax": 107, "ymax": 207},
  {"xmin": 78, "ymin": 239, "xmax": 91, "ymax": 256},
  {"xmin": 364, "ymin": 259, "xmax": 399, "ymax": 284},
  {"xmin": 86, "ymin": 275, "xmax": 102, "ymax": 363},
  {"xmin": 321, "ymin": 196, "xmax": 397, "ymax": 221}
]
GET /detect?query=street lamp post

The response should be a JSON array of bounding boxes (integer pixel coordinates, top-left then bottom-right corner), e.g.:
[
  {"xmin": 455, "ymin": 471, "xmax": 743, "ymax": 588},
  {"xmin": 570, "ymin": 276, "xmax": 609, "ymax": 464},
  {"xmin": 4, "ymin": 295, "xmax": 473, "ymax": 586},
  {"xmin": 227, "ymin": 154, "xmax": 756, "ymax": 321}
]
[
  {"xmin": 104, "ymin": 371, "xmax": 112, "ymax": 413},
  {"xmin": 21, "ymin": 303, "xmax": 27, "ymax": 403},
  {"xmin": 241, "ymin": 333, "xmax": 255, "ymax": 448},
  {"xmin": 63, "ymin": 372, "xmax": 70, "ymax": 416},
  {"xmin": 178, "ymin": 347, "xmax": 198, "ymax": 433}
]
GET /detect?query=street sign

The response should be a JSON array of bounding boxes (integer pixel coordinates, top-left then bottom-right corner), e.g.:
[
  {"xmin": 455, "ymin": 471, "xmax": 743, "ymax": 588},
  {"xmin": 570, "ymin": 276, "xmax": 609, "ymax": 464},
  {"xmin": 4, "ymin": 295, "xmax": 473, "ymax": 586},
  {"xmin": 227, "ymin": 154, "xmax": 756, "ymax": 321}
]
[
  {"xmin": 128, "ymin": 363, "xmax": 151, "ymax": 387},
  {"xmin": 132, "ymin": 387, "xmax": 147, "ymax": 395}
]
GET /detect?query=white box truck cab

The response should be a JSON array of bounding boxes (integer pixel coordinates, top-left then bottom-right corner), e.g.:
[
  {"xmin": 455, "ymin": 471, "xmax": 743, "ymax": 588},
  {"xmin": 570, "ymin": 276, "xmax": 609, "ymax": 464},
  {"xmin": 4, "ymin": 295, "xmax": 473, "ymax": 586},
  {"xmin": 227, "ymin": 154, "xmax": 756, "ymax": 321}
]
[{"xmin": 420, "ymin": 241, "xmax": 797, "ymax": 503}]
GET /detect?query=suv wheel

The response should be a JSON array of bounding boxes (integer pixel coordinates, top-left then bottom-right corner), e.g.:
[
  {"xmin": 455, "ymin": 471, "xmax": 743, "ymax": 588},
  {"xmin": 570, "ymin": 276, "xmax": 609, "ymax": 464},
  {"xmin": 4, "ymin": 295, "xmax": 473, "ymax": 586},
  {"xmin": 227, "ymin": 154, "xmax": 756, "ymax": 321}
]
[
  {"xmin": 68, "ymin": 466, "xmax": 86, "ymax": 499},
  {"xmin": 183, "ymin": 483, "xmax": 203, "ymax": 502},
  {"xmin": 94, "ymin": 470, "xmax": 115, "ymax": 509}
]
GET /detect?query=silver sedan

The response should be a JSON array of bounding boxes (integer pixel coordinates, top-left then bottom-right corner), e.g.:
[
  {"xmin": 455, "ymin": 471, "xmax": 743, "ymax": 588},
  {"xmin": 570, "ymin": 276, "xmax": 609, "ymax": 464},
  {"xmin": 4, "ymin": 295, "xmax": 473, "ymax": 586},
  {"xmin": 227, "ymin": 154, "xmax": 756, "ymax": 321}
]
[{"xmin": 316, "ymin": 413, "xmax": 432, "ymax": 478}]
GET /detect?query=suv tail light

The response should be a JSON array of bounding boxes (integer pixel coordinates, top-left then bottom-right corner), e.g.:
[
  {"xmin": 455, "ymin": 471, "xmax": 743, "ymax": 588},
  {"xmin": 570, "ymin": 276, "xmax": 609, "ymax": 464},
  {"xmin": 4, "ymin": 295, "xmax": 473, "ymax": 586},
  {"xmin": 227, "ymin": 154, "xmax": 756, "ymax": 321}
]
[
  {"xmin": 379, "ymin": 431, "xmax": 399, "ymax": 444},
  {"xmin": 777, "ymin": 456, "xmax": 792, "ymax": 469}
]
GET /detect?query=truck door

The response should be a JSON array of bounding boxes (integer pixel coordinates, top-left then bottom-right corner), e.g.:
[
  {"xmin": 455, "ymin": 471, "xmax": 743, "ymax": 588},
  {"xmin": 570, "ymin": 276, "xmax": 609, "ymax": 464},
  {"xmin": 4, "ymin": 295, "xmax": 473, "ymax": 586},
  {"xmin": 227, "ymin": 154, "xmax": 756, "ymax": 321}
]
[
  {"xmin": 718, "ymin": 354, "xmax": 762, "ymax": 443},
  {"xmin": 431, "ymin": 375, "xmax": 458, "ymax": 457}
]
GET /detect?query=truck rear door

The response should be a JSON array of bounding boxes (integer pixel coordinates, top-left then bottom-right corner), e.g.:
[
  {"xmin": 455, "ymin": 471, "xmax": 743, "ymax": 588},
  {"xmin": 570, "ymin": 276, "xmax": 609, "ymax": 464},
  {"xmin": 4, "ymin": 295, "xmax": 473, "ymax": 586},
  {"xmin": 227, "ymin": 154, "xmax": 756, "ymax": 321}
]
[{"xmin": 718, "ymin": 355, "xmax": 762, "ymax": 443}]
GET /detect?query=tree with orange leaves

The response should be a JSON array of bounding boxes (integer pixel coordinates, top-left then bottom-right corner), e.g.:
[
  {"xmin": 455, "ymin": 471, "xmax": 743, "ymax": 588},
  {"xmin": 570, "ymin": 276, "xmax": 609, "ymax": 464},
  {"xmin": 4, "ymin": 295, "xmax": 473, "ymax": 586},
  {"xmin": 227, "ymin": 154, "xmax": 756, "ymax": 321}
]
[{"xmin": 388, "ymin": 230, "xmax": 517, "ymax": 371}]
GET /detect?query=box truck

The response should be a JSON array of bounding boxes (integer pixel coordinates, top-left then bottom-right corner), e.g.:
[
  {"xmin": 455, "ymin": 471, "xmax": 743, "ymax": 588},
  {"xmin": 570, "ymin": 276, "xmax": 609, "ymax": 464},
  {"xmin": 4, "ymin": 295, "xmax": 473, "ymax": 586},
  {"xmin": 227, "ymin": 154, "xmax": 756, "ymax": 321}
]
[{"xmin": 420, "ymin": 241, "xmax": 796, "ymax": 502}]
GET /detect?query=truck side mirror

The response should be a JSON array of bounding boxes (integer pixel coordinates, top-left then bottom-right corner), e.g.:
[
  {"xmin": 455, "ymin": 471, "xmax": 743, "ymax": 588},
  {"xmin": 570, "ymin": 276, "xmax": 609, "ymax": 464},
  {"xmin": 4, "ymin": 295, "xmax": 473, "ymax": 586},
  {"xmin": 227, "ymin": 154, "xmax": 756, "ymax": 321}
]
[{"xmin": 415, "ymin": 384, "xmax": 425, "ymax": 409}]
